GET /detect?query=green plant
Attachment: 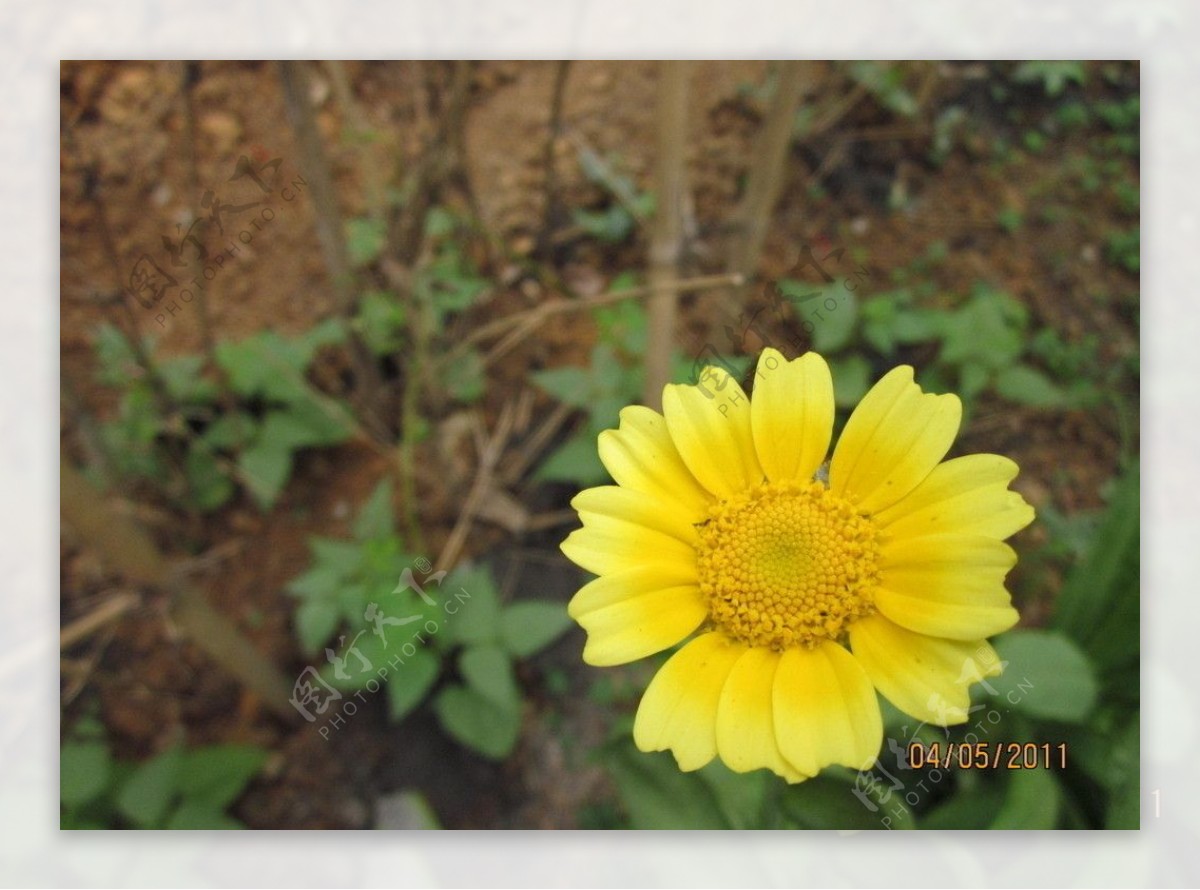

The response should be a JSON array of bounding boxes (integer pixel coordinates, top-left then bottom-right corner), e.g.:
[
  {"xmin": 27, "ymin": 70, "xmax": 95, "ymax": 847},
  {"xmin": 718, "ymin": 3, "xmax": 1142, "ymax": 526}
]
[
  {"xmin": 93, "ymin": 320, "xmax": 356, "ymax": 513},
  {"xmin": 844, "ymin": 61, "xmax": 919, "ymax": 117},
  {"xmin": 1105, "ymin": 226, "xmax": 1140, "ymax": 274},
  {"xmin": 571, "ymin": 148, "xmax": 656, "ymax": 243},
  {"xmin": 532, "ymin": 283, "xmax": 691, "ymax": 485},
  {"xmin": 61, "ymin": 717, "xmax": 267, "ymax": 829},
  {"xmin": 1011, "ymin": 61, "xmax": 1085, "ymax": 97},
  {"xmin": 997, "ymin": 207, "xmax": 1024, "ymax": 233},
  {"xmin": 212, "ymin": 320, "xmax": 357, "ymax": 507},
  {"xmin": 353, "ymin": 289, "xmax": 408, "ymax": 357},
  {"xmin": 286, "ymin": 479, "xmax": 571, "ymax": 758}
]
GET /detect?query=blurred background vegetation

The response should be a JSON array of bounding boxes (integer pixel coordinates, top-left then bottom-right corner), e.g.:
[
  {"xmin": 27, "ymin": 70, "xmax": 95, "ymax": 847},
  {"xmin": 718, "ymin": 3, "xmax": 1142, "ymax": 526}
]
[{"xmin": 60, "ymin": 60, "xmax": 1138, "ymax": 829}]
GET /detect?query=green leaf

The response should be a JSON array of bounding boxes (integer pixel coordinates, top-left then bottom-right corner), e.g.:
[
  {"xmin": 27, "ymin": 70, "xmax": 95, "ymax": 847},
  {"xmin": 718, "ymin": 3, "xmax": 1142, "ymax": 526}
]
[
  {"xmin": 116, "ymin": 745, "xmax": 183, "ymax": 828},
  {"xmin": 534, "ymin": 433, "xmax": 609, "ymax": 485},
  {"xmin": 259, "ymin": 399, "xmax": 353, "ymax": 451},
  {"xmin": 459, "ymin": 645, "xmax": 520, "ymax": 711},
  {"xmin": 298, "ymin": 318, "xmax": 348, "ymax": 359},
  {"xmin": 498, "ymin": 601, "xmax": 572, "ymax": 658},
  {"xmin": 938, "ymin": 288, "xmax": 1026, "ymax": 371},
  {"xmin": 418, "ymin": 250, "xmax": 489, "ymax": 320},
  {"xmin": 386, "ymin": 647, "xmax": 441, "ymax": 721},
  {"xmin": 433, "ymin": 684, "xmax": 521, "ymax": 760},
  {"xmin": 959, "ymin": 361, "xmax": 992, "ymax": 403},
  {"xmin": 1105, "ymin": 717, "xmax": 1140, "ymax": 828},
  {"xmin": 353, "ymin": 479, "xmax": 394, "ymax": 541},
  {"xmin": 444, "ymin": 349, "xmax": 486, "ymax": 403},
  {"xmin": 1012, "ymin": 61, "xmax": 1085, "ymax": 97},
  {"xmin": 531, "ymin": 366, "xmax": 592, "ymax": 408},
  {"xmin": 573, "ymin": 206, "xmax": 636, "ymax": 243},
  {"xmin": 93, "ymin": 323, "xmax": 140, "ymax": 387},
  {"xmin": 356, "ymin": 291, "xmax": 407, "ymax": 356},
  {"xmin": 346, "ymin": 217, "xmax": 387, "ymax": 268},
  {"xmin": 60, "ymin": 741, "xmax": 112, "ymax": 807},
  {"xmin": 159, "ymin": 355, "xmax": 217, "ymax": 405},
  {"xmin": 424, "ymin": 206, "xmax": 457, "ymax": 238},
  {"xmin": 202, "ymin": 413, "xmax": 258, "ymax": 450},
  {"xmin": 891, "ymin": 307, "xmax": 944, "ymax": 345},
  {"xmin": 310, "ymin": 538, "xmax": 365, "ymax": 574},
  {"xmin": 215, "ymin": 333, "xmax": 306, "ymax": 401},
  {"xmin": 991, "ymin": 766, "xmax": 1062, "ymax": 829},
  {"xmin": 921, "ymin": 778, "xmax": 1006, "ymax": 829},
  {"xmin": 288, "ymin": 551, "xmax": 355, "ymax": 606},
  {"xmin": 594, "ymin": 299, "xmax": 647, "ymax": 356},
  {"xmin": 295, "ymin": 599, "xmax": 342, "ymax": 654},
  {"xmin": 780, "ymin": 774, "xmax": 903, "ymax": 830},
  {"xmin": 238, "ymin": 440, "xmax": 293, "ymax": 509},
  {"xmin": 988, "ymin": 629, "xmax": 1099, "ymax": 723},
  {"xmin": 696, "ymin": 761, "xmax": 768, "ymax": 830},
  {"xmin": 1052, "ymin": 464, "xmax": 1139, "ymax": 677},
  {"xmin": 441, "ymin": 564, "xmax": 500, "ymax": 646},
  {"xmin": 165, "ymin": 801, "xmax": 244, "ymax": 830},
  {"xmin": 846, "ymin": 61, "xmax": 919, "ymax": 116},
  {"xmin": 177, "ymin": 745, "xmax": 268, "ymax": 809},
  {"xmin": 603, "ymin": 745, "xmax": 727, "ymax": 829},
  {"xmin": 319, "ymin": 630, "xmax": 391, "ymax": 693},
  {"xmin": 994, "ymin": 364, "xmax": 1068, "ymax": 408},
  {"xmin": 810, "ymin": 287, "xmax": 858, "ymax": 353},
  {"xmin": 829, "ymin": 355, "xmax": 871, "ymax": 409},
  {"xmin": 185, "ymin": 446, "xmax": 234, "ymax": 512}
]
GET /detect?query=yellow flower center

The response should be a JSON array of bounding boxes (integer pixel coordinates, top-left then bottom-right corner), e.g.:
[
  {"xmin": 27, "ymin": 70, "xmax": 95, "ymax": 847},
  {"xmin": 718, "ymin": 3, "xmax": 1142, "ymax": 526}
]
[{"xmin": 696, "ymin": 480, "xmax": 881, "ymax": 649}]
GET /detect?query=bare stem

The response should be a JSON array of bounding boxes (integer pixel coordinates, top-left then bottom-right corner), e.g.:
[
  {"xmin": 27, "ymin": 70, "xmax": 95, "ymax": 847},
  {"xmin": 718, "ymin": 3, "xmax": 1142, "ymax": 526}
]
[
  {"xmin": 730, "ymin": 61, "xmax": 807, "ymax": 280},
  {"xmin": 61, "ymin": 461, "xmax": 299, "ymax": 722},
  {"xmin": 277, "ymin": 60, "xmax": 388, "ymax": 440},
  {"xmin": 537, "ymin": 60, "xmax": 572, "ymax": 256},
  {"xmin": 643, "ymin": 61, "xmax": 691, "ymax": 410}
]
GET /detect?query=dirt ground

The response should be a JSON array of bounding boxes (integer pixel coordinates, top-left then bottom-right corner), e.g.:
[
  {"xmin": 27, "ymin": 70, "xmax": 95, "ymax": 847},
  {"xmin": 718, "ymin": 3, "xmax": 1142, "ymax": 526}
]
[{"xmin": 59, "ymin": 60, "xmax": 1139, "ymax": 828}]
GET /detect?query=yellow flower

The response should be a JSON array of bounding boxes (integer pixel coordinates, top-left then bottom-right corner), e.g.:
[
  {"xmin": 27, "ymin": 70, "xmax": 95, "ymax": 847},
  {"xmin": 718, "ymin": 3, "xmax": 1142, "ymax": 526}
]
[{"xmin": 561, "ymin": 349, "xmax": 1034, "ymax": 782}]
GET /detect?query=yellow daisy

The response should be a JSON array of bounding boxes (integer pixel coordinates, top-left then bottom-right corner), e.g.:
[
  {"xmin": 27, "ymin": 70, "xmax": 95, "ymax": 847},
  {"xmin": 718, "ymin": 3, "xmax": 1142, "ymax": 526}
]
[{"xmin": 561, "ymin": 349, "xmax": 1034, "ymax": 782}]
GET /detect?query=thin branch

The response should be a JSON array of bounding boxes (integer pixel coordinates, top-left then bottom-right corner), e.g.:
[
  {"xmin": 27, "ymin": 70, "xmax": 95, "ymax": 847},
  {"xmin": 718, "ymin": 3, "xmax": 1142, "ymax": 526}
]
[
  {"xmin": 324, "ymin": 60, "xmax": 388, "ymax": 223},
  {"xmin": 729, "ymin": 61, "xmax": 807, "ymax": 280},
  {"xmin": 60, "ymin": 461, "xmax": 300, "ymax": 722},
  {"xmin": 449, "ymin": 271, "xmax": 744, "ymax": 364},
  {"xmin": 277, "ymin": 60, "xmax": 388, "ymax": 440},
  {"xmin": 61, "ymin": 591, "xmax": 140, "ymax": 650},
  {"xmin": 277, "ymin": 60, "xmax": 353, "ymax": 307},
  {"xmin": 643, "ymin": 60, "xmax": 691, "ymax": 410},
  {"xmin": 176, "ymin": 60, "xmax": 219, "ymax": 364},
  {"xmin": 537, "ymin": 60, "xmax": 572, "ymax": 256},
  {"xmin": 436, "ymin": 402, "xmax": 518, "ymax": 571}
]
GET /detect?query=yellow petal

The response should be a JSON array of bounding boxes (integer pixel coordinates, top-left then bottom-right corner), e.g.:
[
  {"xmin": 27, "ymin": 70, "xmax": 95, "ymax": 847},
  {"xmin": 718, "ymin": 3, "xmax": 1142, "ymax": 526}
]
[
  {"xmin": 597, "ymin": 405, "xmax": 713, "ymax": 519},
  {"xmin": 715, "ymin": 647, "xmax": 808, "ymax": 782},
  {"xmin": 750, "ymin": 349, "xmax": 834, "ymax": 484},
  {"xmin": 829, "ymin": 366, "xmax": 961, "ymax": 514},
  {"xmin": 850, "ymin": 614, "xmax": 1003, "ymax": 725},
  {"xmin": 560, "ymin": 511, "xmax": 697, "ymax": 577},
  {"xmin": 576, "ymin": 585, "xmax": 707, "ymax": 666},
  {"xmin": 874, "ymin": 454, "xmax": 1035, "ymax": 542},
  {"xmin": 568, "ymin": 564, "xmax": 698, "ymax": 617},
  {"xmin": 634, "ymin": 632, "xmax": 744, "ymax": 771},
  {"xmin": 571, "ymin": 485, "xmax": 701, "ymax": 546},
  {"xmin": 875, "ymin": 534, "xmax": 1019, "ymax": 640},
  {"xmin": 773, "ymin": 641, "xmax": 883, "ymax": 775},
  {"xmin": 662, "ymin": 368, "xmax": 764, "ymax": 500}
]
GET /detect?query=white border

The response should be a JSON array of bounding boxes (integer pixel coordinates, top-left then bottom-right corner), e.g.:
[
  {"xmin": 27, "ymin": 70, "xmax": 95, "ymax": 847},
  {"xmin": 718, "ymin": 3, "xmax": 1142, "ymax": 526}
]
[{"xmin": 15, "ymin": 0, "xmax": 1192, "ymax": 885}]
